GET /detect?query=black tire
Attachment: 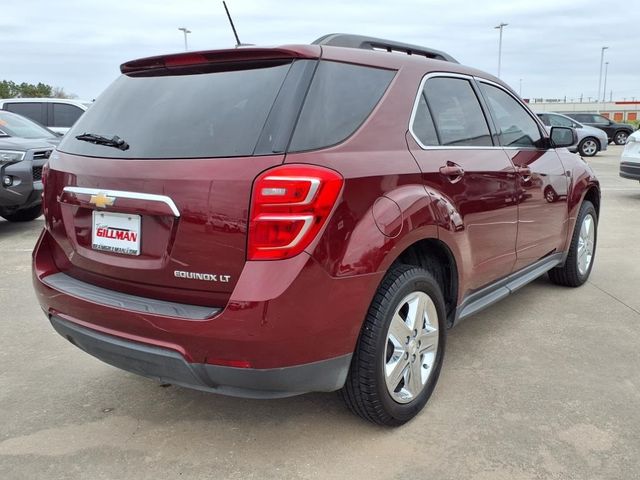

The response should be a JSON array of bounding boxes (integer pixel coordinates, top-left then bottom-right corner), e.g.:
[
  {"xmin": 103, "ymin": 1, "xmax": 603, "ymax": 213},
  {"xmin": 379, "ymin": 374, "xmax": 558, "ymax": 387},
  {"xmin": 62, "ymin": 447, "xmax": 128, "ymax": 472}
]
[
  {"xmin": 340, "ymin": 264, "xmax": 446, "ymax": 426},
  {"xmin": 578, "ymin": 137, "xmax": 599, "ymax": 157},
  {"xmin": 1, "ymin": 204, "xmax": 42, "ymax": 222},
  {"xmin": 614, "ymin": 130, "xmax": 629, "ymax": 145},
  {"xmin": 549, "ymin": 200, "xmax": 597, "ymax": 287}
]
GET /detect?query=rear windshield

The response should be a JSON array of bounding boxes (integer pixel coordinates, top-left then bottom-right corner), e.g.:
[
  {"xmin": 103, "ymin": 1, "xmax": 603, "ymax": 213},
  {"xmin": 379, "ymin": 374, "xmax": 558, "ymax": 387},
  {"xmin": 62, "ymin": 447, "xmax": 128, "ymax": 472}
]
[
  {"xmin": 59, "ymin": 62, "xmax": 292, "ymax": 158},
  {"xmin": 58, "ymin": 59, "xmax": 394, "ymax": 159}
]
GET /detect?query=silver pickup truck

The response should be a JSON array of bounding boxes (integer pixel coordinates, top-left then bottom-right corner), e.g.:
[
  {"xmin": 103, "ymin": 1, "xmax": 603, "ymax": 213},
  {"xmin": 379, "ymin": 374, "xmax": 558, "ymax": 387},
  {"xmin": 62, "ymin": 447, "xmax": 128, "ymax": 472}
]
[{"xmin": 0, "ymin": 110, "xmax": 58, "ymax": 222}]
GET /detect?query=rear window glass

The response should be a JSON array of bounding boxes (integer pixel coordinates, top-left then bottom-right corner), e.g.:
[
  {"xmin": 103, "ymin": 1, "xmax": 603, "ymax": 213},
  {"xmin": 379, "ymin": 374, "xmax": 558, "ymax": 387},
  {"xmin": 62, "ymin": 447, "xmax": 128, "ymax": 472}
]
[
  {"xmin": 4, "ymin": 102, "xmax": 46, "ymax": 125},
  {"xmin": 289, "ymin": 61, "xmax": 394, "ymax": 151},
  {"xmin": 52, "ymin": 103, "xmax": 84, "ymax": 127},
  {"xmin": 58, "ymin": 62, "xmax": 292, "ymax": 158}
]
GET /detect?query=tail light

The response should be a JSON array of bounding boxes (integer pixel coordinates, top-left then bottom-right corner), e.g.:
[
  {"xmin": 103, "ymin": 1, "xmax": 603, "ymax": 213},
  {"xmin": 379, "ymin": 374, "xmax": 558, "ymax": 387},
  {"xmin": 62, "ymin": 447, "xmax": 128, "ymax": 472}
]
[{"xmin": 248, "ymin": 165, "xmax": 343, "ymax": 260}]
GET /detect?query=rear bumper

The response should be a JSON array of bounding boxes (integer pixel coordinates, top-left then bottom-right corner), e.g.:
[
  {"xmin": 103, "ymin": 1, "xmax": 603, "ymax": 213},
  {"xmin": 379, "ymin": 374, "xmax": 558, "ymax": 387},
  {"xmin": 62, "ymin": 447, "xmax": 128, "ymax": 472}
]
[
  {"xmin": 33, "ymin": 229, "xmax": 382, "ymax": 397},
  {"xmin": 50, "ymin": 315, "xmax": 351, "ymax": 398},
  {"xmin": 620, "ymin": 161, "xmax": 640, "ymax": 180}
]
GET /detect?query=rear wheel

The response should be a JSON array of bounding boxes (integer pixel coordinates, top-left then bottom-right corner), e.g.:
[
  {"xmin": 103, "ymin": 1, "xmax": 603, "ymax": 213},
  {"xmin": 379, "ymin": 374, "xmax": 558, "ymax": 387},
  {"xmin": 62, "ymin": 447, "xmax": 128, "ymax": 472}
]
[
  {"xmin": 549, "ymin": 200, "xmax": 597, "ymax": 287},
  {"xmin": 614, "ymin": 130, "xmax": 629, "ymax": 145},
  {"xmin": 1, "ymin": 205, "xmax": 42, "ymax": 222},
  {"xmin": 578, "ymin": 137, "xmax": 599, "ymax": 157},
  {"xmin": 340, "ymin": 264, "xmax": 446, "ymax": 426}
]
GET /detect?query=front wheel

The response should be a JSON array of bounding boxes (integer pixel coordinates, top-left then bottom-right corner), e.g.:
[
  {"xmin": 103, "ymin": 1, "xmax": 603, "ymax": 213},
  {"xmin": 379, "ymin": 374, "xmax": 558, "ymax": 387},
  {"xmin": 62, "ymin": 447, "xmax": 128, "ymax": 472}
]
[
  {"xmin": 340, "ymin": 264, "xmax": 446, "ymax": 426},
  {"xmin": 549, "ymin": 200, "xmax": 597, "ymax": 287},
  {"xmin": 578, "ymin": 137, "xmax": 599, "ymax": 157},
  {"xmin": 614, "ymin": 131, "xmax": 629, "ymax": 145}
]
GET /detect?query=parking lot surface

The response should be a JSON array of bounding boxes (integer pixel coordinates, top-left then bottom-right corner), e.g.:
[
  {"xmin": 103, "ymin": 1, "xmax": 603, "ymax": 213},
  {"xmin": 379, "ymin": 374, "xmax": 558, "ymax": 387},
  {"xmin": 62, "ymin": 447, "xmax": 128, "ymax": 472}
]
[{"xmin": 1, "ymin": 145, "xmax": 639, "ymax": 479}]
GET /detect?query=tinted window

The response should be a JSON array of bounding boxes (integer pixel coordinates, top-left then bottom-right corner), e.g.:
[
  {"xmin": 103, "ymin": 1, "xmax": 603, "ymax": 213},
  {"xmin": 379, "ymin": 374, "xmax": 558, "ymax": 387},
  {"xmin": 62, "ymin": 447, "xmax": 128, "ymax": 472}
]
[
  {"xmin": 591, "ymin": 114, "xmax": 610, "ymax": 125},
  {"xmin": 412, "ymin": 93, "xmax": 439, "ymax": 146},
  {"xmin": 423, "ymin": 77, "xmax": 492, "ymax": 147},
  {"xmin": 289, "ymin": 61, "xmax": 394, "ymax": 151},
  {"xmin": 573, "ymin": 114, "xmax": 591, "ymax": 123},
  {"xmin": 52, "ymin": 103, "xmax": 84, "ymax": 127},
  {"xmin": 4, "ymin": 102, "xmax": 45, "ymax": 125},
  {"xmin": 547, "ymin": 114, "xmax": 573, "ymax": 127},
  {"xmin": 59, "ymin": 62, "xmax": 292, "ymax": 159},
  {"xmin": 537, "ymin": 114, "xmax": 550, "ymax": 126},
  {"xmin": 480, "ymin": 83, "xmax": 542, "ymax": 147},
  {"xmin": 0, "ymin": 111, "xmax": 55, "ymax": 139}
]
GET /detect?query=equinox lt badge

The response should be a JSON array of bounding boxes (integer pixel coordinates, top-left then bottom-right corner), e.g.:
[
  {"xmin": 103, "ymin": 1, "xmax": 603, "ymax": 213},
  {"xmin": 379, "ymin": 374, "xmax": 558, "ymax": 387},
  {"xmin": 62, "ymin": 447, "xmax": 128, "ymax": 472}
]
[{"xmin": 174, "ymin": 270, "xmax": 231, "ymax": 283}]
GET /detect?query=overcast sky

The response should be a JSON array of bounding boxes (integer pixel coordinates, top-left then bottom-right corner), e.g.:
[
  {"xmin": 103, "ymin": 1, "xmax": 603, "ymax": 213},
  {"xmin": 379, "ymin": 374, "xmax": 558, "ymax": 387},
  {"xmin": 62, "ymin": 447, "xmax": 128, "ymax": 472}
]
[{"xmin": 3, "ymin": 0, "xmax": 639, "ymax": 101}]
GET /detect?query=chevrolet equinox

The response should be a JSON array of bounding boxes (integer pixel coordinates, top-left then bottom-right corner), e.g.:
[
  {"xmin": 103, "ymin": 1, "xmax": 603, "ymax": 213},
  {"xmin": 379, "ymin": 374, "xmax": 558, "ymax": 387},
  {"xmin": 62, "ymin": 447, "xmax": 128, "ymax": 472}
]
[{"xmin": 33, "ymin": 34, "xmax": 600, "ymax": 425}]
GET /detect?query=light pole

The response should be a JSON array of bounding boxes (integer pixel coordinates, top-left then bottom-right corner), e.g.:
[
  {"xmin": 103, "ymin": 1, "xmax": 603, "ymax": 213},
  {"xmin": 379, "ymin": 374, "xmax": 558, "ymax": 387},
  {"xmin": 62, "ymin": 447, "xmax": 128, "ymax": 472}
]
[
  {"xmin": 178, "ymin": 27, "xmax": 191, "ymax": 51},
  {"xmin": 602, "ymin": 61, "xmax": 609, "ymax": 102},
  {"xmin": 597, "ymin": 46, "xmax": 608, "ymax": 103},
  {"xmin": 494, "ymin": 23, "xmax": 508, "ymax": 78}
]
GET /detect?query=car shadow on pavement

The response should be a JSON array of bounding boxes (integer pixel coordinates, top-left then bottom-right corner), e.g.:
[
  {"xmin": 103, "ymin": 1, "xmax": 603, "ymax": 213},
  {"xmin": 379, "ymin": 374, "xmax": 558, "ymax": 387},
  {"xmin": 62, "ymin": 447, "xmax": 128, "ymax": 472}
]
[{"xmin": 0, "ymin": 216, "xmax": 43, "ymax": 236}]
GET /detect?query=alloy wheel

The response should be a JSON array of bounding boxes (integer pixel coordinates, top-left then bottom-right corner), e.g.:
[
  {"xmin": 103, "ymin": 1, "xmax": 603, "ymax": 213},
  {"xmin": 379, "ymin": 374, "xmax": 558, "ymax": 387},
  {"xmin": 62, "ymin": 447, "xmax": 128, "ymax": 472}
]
[
  {"xmin": 384, "ymin": 291, "xmax": 439, "ymax": 404},
  {"xmin": 577, "ymin": 213, "xmax": 595, "ymax": 276},
  {"xmin": 581, "ymin": 139, "xmax": 597, "ymax": 156}
]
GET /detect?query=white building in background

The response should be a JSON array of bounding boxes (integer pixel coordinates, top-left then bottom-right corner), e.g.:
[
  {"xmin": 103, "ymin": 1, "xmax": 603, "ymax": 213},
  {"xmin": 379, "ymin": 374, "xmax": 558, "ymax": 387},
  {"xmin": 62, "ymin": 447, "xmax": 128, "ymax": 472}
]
[{"xmin": 526, "ymin": 99, "xmax": 639, "ymax": 123}]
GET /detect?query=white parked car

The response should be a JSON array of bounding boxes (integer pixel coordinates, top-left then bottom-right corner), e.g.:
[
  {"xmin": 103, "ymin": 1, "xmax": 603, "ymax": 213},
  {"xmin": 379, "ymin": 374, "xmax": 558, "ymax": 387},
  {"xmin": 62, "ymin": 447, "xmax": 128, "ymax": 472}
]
[
  {"xmin": 620, "ymin": 130, "xmax": 640, "ymax": 182},
  {"xmin": 537, "ymin": 112, "xmax": 609, "ymax": 157},
  {"xmin": 0, "ymin": 98, "xmax": 92, "ymax": 135}
]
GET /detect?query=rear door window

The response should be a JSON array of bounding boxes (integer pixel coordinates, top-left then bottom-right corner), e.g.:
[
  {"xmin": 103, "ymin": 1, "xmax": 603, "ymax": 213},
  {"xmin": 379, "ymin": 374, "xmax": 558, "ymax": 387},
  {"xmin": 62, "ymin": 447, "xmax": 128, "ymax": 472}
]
[
  {"xmin": 3, "ymin": 102, "xmax": 46, "ymax": 125},
  {"xmin": 479, "ymin": 83, "xmax": 543, "ymax": 148},
  {"xmin": 52, "ymin": 103, "xmax": 84, "ymax": 127},
  {"xmin": 420, "ymin": 77, "xmax": 492, "ymax": 147},
  {"xmin": 288, "ymin": 61, "xmax": 394, "ymax": 151}
]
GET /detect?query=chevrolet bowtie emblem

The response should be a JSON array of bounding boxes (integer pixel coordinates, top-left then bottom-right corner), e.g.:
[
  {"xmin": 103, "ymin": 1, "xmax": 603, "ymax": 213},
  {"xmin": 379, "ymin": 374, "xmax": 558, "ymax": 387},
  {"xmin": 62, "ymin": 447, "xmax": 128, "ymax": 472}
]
[{"xmin": 90, "ymin": 192, "xmax": 115, "ymax": 208}]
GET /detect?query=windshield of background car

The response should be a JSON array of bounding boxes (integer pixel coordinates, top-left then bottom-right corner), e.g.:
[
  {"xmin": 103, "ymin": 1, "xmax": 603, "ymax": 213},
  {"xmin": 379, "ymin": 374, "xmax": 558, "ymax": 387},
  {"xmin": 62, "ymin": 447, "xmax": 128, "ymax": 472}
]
[{"xmin": 0, "ymin": 111, "xmax": 56, "ymax": 139}]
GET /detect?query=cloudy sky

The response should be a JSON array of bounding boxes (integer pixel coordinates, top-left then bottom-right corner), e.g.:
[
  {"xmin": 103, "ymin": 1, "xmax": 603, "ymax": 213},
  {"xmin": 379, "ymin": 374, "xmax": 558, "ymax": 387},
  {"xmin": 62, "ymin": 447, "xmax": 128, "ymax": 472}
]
[{"xmin": 3, "ymin": 0, "xmax": 639, "ymax": 101}]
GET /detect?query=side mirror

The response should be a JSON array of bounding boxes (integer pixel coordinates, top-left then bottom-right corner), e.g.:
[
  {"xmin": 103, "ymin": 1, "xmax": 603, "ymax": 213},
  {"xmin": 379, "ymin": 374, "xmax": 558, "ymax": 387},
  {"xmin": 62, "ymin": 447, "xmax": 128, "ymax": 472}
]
[
  {"xmin": 573, "ymin": 123, "xmax": 582, "ymax": 129},
  {"xmin": 550, "ymin": 126, "xmax": 576, "ymax": 148}
]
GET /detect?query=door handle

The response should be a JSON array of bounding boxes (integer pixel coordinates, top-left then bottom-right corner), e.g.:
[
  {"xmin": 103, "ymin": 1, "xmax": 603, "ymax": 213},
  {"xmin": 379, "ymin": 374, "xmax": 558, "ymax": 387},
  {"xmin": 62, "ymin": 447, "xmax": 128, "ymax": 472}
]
[
  {"xmin": 439, "ymin": 163, "xmax": 465, "ymax": 183},
  {"xmin": 515, "ymin": 166, "xmax": 532, "ymax": 181}
]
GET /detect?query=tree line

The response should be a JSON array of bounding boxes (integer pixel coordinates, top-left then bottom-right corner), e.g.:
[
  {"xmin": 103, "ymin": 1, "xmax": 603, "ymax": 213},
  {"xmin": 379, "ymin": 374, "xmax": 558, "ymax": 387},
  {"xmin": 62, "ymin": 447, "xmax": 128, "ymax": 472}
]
[{"xmin": 0, "ymin": 80, "xmax": 77, "ymax": 99}]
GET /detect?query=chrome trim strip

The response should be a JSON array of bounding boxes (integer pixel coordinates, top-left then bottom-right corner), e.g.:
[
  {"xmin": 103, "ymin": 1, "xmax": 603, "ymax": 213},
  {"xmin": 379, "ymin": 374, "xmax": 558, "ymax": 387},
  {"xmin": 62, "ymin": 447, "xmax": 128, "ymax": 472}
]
[{"xmin": 63, "ymin": 186, "xmax": 180, "ymax": 217}]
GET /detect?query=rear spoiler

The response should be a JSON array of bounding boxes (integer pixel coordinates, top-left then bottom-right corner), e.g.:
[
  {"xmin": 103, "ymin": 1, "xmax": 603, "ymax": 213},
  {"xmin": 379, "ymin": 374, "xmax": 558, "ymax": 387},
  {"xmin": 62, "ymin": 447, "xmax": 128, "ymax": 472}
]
[{"xmin": 120, "ymin": 45, "xmax": 321, "ymax": 74}]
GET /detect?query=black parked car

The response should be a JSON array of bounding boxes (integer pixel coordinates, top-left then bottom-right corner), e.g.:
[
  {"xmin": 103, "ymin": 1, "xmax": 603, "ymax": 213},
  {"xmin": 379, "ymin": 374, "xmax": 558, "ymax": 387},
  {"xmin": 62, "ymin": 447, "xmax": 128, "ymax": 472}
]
[
  {"xmin": 562, "ymin": 112, "xmax": 634, "ymax": 145},
  {"xmin": 0, "ymin": 111, "xmax": 58, "ymax": 222}
]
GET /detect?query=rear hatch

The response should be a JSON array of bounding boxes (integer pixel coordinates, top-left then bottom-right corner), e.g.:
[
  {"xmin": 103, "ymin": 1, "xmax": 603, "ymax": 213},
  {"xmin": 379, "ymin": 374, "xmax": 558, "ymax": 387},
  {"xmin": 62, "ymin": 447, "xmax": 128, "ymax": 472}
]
[{"xmin": 46, "ymin": 48, "xmax": 320, "ymax": 307}]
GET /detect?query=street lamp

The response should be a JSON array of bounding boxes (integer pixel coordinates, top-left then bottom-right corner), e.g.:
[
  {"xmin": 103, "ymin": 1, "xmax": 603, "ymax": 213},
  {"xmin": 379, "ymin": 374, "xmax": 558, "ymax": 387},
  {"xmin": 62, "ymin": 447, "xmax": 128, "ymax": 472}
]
[
  {"xmin": 494, "ymin": 22, "xmax": 508, "ymax": 78},
  {"xmin": 602, "ymin": 61, "xmax": 609, "ymax": 103},
  {"xmin": 178, "ymin": 27, "xmax": 191, "ymax": 51},
  {"xmin": 597, "ymin": 46, "xmax": 608, "ymax": 103}
]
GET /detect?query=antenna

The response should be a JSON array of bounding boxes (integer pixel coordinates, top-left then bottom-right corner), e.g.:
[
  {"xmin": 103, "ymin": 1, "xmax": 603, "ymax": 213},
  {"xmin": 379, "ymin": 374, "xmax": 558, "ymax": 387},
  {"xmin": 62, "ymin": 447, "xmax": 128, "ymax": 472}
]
[{"xmin": 223, "ymin": 1, "xmax": 242, "ymax": 47}]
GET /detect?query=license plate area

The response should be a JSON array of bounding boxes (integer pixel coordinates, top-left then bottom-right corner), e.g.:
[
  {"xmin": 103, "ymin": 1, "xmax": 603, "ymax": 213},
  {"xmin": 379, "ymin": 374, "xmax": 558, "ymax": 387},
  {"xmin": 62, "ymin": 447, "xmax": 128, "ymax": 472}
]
[{"xmin": 92, "ymin": 211, "xmax": 141, "ymax": 256}]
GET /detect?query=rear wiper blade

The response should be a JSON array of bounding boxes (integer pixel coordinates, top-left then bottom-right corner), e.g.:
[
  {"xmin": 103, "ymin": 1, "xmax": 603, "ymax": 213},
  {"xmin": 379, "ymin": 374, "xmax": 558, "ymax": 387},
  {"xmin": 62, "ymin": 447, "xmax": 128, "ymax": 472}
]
[{"xmin": 75, "ymin": 133, "xmax": 129, "ymax": 151}]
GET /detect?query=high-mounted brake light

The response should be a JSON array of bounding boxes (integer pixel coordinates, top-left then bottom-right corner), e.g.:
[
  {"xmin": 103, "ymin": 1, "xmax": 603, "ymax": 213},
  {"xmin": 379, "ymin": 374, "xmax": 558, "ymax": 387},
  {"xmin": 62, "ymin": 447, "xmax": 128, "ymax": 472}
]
[{"xmin": 248, "ymin": 165, "xmax": 343, "ymax": 260}]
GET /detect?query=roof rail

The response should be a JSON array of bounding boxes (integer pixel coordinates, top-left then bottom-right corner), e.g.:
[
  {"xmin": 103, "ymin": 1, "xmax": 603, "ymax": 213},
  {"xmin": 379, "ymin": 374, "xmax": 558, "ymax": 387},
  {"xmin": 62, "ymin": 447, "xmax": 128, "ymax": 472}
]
[{"xmin": 312, "ymin": 33, "xmax": 458, "ymax": 64}]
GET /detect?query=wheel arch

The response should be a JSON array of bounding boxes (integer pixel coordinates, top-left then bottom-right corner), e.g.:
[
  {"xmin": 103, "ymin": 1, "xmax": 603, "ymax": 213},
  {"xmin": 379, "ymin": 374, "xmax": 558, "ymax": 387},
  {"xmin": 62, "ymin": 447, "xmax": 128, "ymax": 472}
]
[{"xmin": 390, "ymin": 238, "xmax": 459, "ymax": 327}]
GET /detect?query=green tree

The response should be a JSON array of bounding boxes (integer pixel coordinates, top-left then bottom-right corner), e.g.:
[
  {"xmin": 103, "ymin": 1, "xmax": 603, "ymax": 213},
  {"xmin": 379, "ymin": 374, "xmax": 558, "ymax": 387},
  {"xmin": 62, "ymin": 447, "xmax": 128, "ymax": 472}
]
[{"xmin": 0, "ymin": 80, "xmax": 76, "ymax": 99}]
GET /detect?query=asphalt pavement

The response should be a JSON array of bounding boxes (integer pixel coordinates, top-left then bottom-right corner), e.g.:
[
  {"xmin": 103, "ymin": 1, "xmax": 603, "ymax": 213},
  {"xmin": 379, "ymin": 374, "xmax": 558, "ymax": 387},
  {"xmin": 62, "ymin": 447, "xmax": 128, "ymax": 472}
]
[{"xmin": 1, "ymin": 145, "xmax": 638, "ymax": 479}]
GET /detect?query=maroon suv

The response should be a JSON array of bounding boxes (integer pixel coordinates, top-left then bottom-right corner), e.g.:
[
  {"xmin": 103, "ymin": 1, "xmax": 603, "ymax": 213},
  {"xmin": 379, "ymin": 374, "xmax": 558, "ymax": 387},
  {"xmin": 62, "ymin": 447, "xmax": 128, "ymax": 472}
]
[{"xmin": 33, "ymin": 34, "xmax": 600, "ymax": 425}]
